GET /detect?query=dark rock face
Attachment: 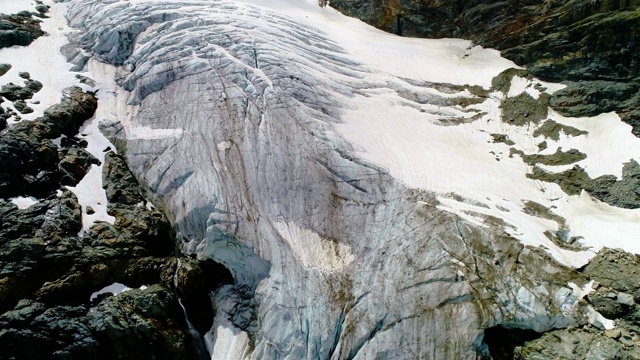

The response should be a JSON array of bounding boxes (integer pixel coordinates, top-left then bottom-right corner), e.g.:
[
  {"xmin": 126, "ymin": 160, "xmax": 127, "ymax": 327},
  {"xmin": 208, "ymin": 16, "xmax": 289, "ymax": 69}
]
[
  {"xmin": 527, "ymin": 160, "xmax": 640, "ymax": 209},
  {"xmin": 330, "ymin": 0, "xmax": 640, "ymax": 134},
  {"xmin": 0, "ymin": 92, "xmax": 232, "ymax": 359},
  {"xmin": 0, "ymin": 12, "xmax": 45, "ymax": 49},
  {"xmin": 485, "ymin": 248, "xmax": 640, "ymax": 358},
  {"xmin": 0, "ymin": 87, "xmax": 97, "ymax": 198}
]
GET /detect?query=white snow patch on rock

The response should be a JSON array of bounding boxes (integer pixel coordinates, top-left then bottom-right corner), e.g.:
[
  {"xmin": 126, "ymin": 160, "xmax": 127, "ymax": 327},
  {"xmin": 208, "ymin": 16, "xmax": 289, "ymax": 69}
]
[
  {"xmin": 273, "ymin": 220, "xmax": 354, "ymax": 271},
  {"xmin": 9, "ymin": 196, "xmax": 39, "ymax": 209},
  {"xmin": 89, "ymin": 282, "xmax": 148, "ymax": 302},
  {"xmin": 89, "ymin": 282, "xmax": 130, "ymax": 302}
]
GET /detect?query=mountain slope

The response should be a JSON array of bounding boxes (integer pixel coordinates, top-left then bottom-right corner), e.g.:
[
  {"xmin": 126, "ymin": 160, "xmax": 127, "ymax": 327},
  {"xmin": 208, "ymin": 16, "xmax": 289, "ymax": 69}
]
[{"xmin": 1, "ymin": 0, "xmax": 640, "ymax": 358}]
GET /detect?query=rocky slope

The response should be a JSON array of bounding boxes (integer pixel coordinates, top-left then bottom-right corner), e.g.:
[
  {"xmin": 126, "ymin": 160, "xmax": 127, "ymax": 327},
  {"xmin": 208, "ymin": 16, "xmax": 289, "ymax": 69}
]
[
  {"xmin": 330, "ymin": 0, "xmax": 640, "ymax": 137},
  {"xmin": 0, "ymin": 4, "xmax": 231, "ymax": 359}
]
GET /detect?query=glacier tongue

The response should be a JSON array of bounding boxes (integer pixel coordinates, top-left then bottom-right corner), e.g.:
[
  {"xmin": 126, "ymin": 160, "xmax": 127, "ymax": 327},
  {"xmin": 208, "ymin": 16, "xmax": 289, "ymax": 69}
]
[{"xmin": 64, "ymin": 0, "xmax": 632, "ymax": 358}]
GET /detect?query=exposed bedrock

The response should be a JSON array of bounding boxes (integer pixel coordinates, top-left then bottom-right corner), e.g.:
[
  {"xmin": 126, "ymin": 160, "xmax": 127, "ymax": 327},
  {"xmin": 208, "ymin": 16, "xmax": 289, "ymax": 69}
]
[
  {"xmin": 0, "ymin": 90, "xmax": 231, "ymax": 359},
  {"xmin": 330, "ymin": 0, "xmax": 640, "ymax": 135},
  {"xmin": 66, "ymin": 1, "xmax": 613, "ymax": 358},
  {"xmin": 0, "ymin": 11, "xmax": 46, "ymax": 49}
]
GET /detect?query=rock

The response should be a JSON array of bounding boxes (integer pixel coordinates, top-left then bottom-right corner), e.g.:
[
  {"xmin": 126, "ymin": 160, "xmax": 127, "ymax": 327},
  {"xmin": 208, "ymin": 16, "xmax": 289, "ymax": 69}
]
[
  {"xmin": 0, "ymin": 87, "xmax": 97, "ymax": 198},
  {"xmin": 0, "ymin": 13, "xmax": 45, "ymax": 49},
  {"xmin": 605, "ymin": 329, "xmax": 622, "ymax": 339},
  {"xmin": 329, "ymin": 1, "xmax": 640, "ymax": 135},
  {"xmin": 102, "ymin": 151, "xmax": 144, "ymax": 205},
  {"xmin": 88, "ymin": 285, "xmax": 199, "ymax": 360},
  {"xmin": 528, "ymin": 160, "xmax": 640, "ymax": 209},
  {"xmin": 514, "ymin": 328, "xmax": 631, "ymax": 360},
  {"xmin": 58, "ymin": 146, "xmax": 100, "ymax": 186},
  {"xmin": 583, "ymin": 248, "xmax": 640, "ymax": 297},
  {"xmin": 588, "ymin": 295, "xmax": 627, "ymax": 319},
  {"xmin": 35, "ymin": 5, "xmax": 50, "ymax": 15},
  {"xmin": 86, "ymin": 206, "xmax": 95, "ymax": 215},
  {"xmin": 13, "ymin": 99, "xmax": 33, "ymax": 114},
  {"xmin": 18, "ymin": 72, "xmax": 30, "ymax": 79},
  {"xmin": 0, "ymin": 64, "xmax": 11, "ymax": 77},
  {"xmin": 0, "ymin": 81, "xmax": 41, "ymax": 101}
]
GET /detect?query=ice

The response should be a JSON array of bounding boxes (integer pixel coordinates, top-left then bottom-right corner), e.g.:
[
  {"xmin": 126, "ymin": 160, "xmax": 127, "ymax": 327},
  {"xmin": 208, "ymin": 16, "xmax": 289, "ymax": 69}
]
[{"xmin": 206, "ymin": 311, "xmax": 250, "ymax": 360}]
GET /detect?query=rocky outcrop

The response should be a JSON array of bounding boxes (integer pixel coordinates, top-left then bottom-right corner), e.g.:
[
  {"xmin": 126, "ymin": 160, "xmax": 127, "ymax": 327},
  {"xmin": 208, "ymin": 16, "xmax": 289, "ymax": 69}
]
[
  {"xmin": 0, "ymin": 87, "xmax": 96, "ymax": 198},
  {"xmin": 330, "ymin": 0, "xmax": 640, "ymax": 134},
  {"xmin": 0, "ymin": 11, "xmax": 45, "ymax": 49},
  {"xmin": 488, "ymin": 248, "xmax": 640, "ymax": 359},
  {"xmin": 0, "ymin": 88, "xmax": 232, "ymax": 359}
]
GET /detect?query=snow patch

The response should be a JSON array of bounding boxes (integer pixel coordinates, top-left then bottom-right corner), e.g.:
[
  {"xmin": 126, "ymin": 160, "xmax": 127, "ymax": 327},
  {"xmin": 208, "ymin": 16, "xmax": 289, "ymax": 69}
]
[
  {"xmin": 90, "ymin": 283, "xmax": 126, "ymax": 301},
  {"xmin": 67, "ymin": 109, "xmax": 118, "ymax": 235},
  {"xmin": 206, "ymin": 315, "xmax": 250, "ymax": 360},
  {"xmin": 335, "ymin": 84, "xmax": 640, "ymax": 268},
  {"xmin": 127, "ymin": 126, "xmax": 184, "ymax": 140},
  {"xmin": 89, "ymin": 283, "xmax": 149, "ymax": 302},
  {"xmin": 9, "ymin": 196, "xmax": 39, "ymax": 209},
  {"xmin": 217, "ymin": 141, "xmax": 232, "ymax": 151},
  {"xmin": 0, "ymin": 0, "xmax": 39, "ymax": 14},
  {"xmin": 273, "ymin": 220, "xmax": 354, "ymax": 271}
]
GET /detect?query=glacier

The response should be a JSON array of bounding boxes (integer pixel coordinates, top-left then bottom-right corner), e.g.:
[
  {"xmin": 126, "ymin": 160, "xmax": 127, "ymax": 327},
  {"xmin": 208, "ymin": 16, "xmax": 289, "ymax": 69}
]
[{"xmin": 7, "ymin": 0, "xmax": 636, "ymax": 358}]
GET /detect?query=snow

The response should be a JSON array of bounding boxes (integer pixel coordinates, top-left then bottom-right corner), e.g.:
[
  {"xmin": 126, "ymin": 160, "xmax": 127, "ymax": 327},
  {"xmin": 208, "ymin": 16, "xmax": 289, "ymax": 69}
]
[
  {"xmin": 66, "ymin": 163, "xmax": 115, "ymax": 236},
  {"xmin": 126, "ymin": 126, "xmax": 184, "ymax": 140},
  {"xmin": 89, "ymin": 282, "xmax": 130, "ymax": 301},
  {"xmin": 206, "ymin": 316, "xmax": 250, "ymax": 360},
  {"xmin": 0, "ymin": 1, "xmax": 92, "ymax": 122},
  {"xmin": 334, "ymin": 86, "xmax": 640, "ymax": 267},
  {"xmin": 507, "ymin": 76, "xmax": 541, "ymax": 99},
  {"xmin": 0, "ymin": 0, "xmax": 39, "ymax": 14},
  {"xmin": 273, "ymin": 220, "xmax": 354, "ymax": 271},
  {"xmin": 543, "ymin": 110, "xmax": 640, "ymax": 179},
  {"xmin": 9, "ymin": 196, "xmax": 39, "ymax": 209},
  {"xmin": 89, "ymin": 282, "xmax": 148, "ymax": 301}
]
